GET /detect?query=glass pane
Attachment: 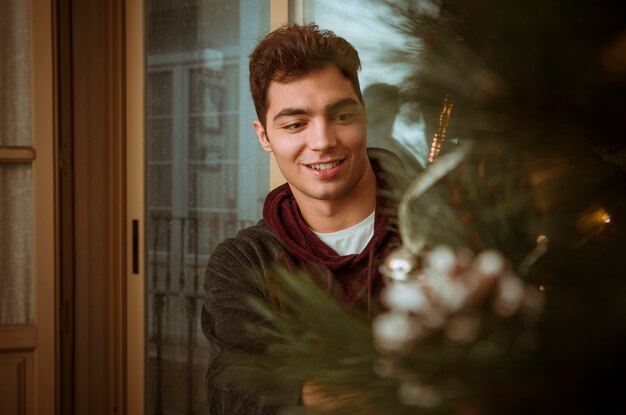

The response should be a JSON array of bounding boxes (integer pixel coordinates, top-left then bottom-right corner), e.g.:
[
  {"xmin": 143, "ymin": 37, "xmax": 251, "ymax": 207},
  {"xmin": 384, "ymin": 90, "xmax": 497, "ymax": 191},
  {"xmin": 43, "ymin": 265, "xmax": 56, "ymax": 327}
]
[
  {"xmin": 304, "ymin": 0, "xmax": 428, "ymax": 165},
  {"xmin": 0, "ymin": 0, "xmax": 32, "ymax": 146},
  {"xmin": 0, "ymin": 165, "xmax": 34, "ymax": 325},
  {"xmin": 145, "ymin": 1, "xmax": 270, "ymax": 413}
]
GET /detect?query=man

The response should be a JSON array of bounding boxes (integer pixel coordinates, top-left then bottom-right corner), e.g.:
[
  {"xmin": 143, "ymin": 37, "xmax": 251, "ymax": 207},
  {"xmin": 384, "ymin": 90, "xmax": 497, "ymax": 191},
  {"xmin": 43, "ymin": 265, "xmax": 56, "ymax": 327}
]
[{"xmin": 202, "ymin": 23, "xmax": 399, "ymax": 414}]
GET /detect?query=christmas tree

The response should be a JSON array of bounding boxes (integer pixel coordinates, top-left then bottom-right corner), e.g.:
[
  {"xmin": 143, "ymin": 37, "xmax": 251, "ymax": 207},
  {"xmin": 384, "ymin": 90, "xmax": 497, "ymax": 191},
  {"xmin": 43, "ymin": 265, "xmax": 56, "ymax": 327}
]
[{"xmin": 223, "ymin": 1, "xmax": 626, "ymax": 413}]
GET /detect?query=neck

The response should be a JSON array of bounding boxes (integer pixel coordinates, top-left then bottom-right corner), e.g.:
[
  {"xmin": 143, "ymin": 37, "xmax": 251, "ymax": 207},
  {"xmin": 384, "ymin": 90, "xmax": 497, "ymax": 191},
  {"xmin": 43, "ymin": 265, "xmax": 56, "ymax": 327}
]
[{"xmin": 295, "ymin": 164, "xmax": 377, "ymax": 234}]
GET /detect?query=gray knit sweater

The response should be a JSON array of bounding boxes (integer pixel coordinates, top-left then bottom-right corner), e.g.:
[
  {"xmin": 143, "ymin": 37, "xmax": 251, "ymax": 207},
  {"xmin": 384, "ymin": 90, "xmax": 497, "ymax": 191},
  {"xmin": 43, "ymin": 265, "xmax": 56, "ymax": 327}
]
[{"xmin": 201, "ymin": 220, "xmax": 297, "ymax": 414}]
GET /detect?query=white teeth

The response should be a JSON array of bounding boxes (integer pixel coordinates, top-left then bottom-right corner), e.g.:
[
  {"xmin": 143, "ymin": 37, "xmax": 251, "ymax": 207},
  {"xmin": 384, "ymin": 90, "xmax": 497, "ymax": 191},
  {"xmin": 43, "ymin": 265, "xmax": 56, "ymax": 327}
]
[{"xmin": 309, "ymin": 161, "xmax": 340, "ymax": 170}]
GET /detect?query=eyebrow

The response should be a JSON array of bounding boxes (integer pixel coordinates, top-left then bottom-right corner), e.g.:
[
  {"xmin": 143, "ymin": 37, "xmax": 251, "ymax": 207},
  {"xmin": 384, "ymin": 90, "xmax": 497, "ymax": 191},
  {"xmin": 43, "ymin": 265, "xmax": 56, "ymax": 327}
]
[
  {"xmin": 272, "ymin": 107, "xmax": 311, "ymax": 122},
  {"xmin": 326, "ymin": 98, "xmax": 360, "ymax": 113},
  {"xmin": 272, "ymin": 98, "xmax": 361, "ymax": 122}
]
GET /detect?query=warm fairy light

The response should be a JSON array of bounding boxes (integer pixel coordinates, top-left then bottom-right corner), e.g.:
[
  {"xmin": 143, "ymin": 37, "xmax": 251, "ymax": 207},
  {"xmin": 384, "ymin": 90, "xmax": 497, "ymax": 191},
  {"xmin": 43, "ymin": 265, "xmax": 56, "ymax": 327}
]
[
  {"xmin": 428, "ymin": 93, "xmax": 456, "ymax": 163},
  {"xmin": 576, "ymin": 206, "xmax": 612, "ymax": 234},
  {"xmin": 594, "ymin": 209, "xmax": 612, "ymax": 224}
]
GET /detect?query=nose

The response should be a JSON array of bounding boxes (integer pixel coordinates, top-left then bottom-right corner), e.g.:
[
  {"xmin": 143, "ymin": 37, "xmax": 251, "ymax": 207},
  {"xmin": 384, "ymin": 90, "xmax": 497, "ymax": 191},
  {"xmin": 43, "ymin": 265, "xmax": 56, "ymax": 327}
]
[{"xmin": 307, "ymin": 119, "xmax": 337, "ymax": 151}]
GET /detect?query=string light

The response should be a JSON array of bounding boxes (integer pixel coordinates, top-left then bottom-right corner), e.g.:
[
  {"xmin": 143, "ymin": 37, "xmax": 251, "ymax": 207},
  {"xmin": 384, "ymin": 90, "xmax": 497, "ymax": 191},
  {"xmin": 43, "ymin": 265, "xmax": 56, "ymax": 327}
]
[
  {"xmin": 577, "ymin": 206, "xmax": 612, "ymax": 233},
  {"xmin": 428, "ymin": 93, "xmax": 456, "ymax": 163}
]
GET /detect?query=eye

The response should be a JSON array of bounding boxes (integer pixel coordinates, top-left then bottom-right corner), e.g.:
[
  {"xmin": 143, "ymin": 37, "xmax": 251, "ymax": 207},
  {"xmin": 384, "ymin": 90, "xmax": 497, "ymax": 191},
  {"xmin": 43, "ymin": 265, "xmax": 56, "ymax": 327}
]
[
  {"xmin": 333, "ymin": 112, "xmax": 355, "ymax": 123},
  {"xmin": 284, "ymin": 122, "xmax": 305, "ymax": 130}
]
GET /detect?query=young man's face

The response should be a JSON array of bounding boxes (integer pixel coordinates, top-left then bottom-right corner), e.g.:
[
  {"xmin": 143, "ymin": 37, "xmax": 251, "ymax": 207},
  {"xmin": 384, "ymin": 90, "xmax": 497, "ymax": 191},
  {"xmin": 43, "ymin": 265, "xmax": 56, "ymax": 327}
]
[{"xmin": 254, "ymin": 66, "xmax": 371, "ymax": 207}]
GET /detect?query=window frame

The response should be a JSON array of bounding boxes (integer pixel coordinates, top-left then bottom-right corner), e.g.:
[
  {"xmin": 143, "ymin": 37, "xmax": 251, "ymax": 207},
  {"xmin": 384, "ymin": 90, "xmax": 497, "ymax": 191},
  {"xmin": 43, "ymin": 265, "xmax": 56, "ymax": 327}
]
[{"xmin": 125, "ymin": 1, "xmax": 298, "ymax": 413}]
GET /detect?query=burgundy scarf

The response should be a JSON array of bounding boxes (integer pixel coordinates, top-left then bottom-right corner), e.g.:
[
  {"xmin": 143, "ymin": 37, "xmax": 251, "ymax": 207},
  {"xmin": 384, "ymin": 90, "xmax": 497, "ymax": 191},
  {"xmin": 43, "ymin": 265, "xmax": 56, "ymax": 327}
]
[{"xmin": 262, "ymin": 183, "xmax": 394, "ymax": 306}]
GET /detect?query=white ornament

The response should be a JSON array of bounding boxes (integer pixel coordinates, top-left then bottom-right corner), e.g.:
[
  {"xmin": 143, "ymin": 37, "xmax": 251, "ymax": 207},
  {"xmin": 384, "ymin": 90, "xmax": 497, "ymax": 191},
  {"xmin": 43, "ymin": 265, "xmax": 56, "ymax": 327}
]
[
  {"xmin": 382, "ymin": 281, "xmax": 429, "ymax": 313},
  {"xmin": 474, "ymin": 249, "xmax": 506, "ymax": 276},
  {"xmin": 381, "ymin": 247, "xmax": 417, "ymax": 282},
  {"xmin": 398, "ymin": 380, "xmax": 441, "ymax": 408},
  {"xmin": 372, "ymin": 312, "xmax": 421, "ymax": 353},
  {"xmin": 427, "ymin": 245, "xmax": 457, "ymax": 275},
  {"xmin": 493, "ymin": 273, "xmax": 524, "ymax": 316}
]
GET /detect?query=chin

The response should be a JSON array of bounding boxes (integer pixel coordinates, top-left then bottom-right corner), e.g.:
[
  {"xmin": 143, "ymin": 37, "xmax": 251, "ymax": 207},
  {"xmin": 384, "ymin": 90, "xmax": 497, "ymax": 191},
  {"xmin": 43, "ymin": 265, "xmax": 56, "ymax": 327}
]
[{"xmin": 308, "ymin": 186, "xmax": 350, "ymax": 201}]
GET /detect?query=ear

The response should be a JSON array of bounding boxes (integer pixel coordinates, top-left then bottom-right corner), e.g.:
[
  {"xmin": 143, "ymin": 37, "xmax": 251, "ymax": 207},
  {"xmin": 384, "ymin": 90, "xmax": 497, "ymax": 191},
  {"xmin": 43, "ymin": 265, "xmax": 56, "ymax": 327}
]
[{"xmin": 253, "ymin": 120, "xmax": 272, "ymax": 153}]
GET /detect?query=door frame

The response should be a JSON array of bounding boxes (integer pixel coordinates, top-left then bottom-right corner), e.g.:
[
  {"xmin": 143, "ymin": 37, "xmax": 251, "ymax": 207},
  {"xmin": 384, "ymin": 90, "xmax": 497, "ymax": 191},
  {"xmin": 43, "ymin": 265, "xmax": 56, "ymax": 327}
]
[
  {"xmin": 124, "ymin": 0, "xmax": 297, "ymax": 412},
  {"xmin": 126, "ymin": 0, "xmax": 145, "ymax": 413},
  {"xmin": 32, "ymin": 0, "xmax": 57, "ymax": 411}
]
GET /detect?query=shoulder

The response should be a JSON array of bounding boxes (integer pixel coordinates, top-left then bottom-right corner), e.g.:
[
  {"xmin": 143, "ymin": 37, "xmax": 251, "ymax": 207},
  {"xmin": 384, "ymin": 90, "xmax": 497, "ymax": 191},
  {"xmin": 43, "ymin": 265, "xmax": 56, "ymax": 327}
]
[
  {"xmin": 211, "ymin": 220, "xmax": 284, "ymax": 262},
  {"xmin": 368, "ymin": 147, "xmax": 408, "ymax": 172},
  {"xmin": 206, "ymin": 220, "xmax": 286, "ymax": 294}
]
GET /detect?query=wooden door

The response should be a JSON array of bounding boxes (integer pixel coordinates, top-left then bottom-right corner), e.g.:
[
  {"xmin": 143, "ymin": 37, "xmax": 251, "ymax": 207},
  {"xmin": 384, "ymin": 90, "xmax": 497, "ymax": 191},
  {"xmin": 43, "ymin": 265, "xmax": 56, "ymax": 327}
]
[{"xmin": 0, "ymin": 1, "xmax": 56, "ymax": 414}]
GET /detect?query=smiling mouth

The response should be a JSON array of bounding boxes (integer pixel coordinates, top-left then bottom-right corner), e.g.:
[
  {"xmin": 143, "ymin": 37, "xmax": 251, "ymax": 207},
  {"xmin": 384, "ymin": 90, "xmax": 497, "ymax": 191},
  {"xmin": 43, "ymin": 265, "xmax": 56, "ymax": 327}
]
[{"xmin": 306, "ymin": 160, "xmax": 342, "ymax": 170}]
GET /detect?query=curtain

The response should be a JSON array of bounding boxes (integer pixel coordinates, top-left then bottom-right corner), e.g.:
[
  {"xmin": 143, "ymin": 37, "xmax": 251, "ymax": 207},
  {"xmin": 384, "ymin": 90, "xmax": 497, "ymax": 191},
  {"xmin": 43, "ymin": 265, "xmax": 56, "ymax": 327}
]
[{"xmin": 0, "ymin": 0, "xmax": 34, "ymax": 325}]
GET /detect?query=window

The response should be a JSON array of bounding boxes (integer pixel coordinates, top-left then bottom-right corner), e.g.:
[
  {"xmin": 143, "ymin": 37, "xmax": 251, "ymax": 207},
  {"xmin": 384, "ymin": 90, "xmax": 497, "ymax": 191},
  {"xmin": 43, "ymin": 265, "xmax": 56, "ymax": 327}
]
[{"xmin": 143, "ymin": 1, "xmax": 270, "ymax": 413}]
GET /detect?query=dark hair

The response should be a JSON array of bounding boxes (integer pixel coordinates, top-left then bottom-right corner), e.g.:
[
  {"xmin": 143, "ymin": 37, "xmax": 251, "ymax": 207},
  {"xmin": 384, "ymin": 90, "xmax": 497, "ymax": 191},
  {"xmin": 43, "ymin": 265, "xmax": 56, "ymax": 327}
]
[{"xmin": 249, "ymin": 23, "xmax": 363, "ymax": 127}]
